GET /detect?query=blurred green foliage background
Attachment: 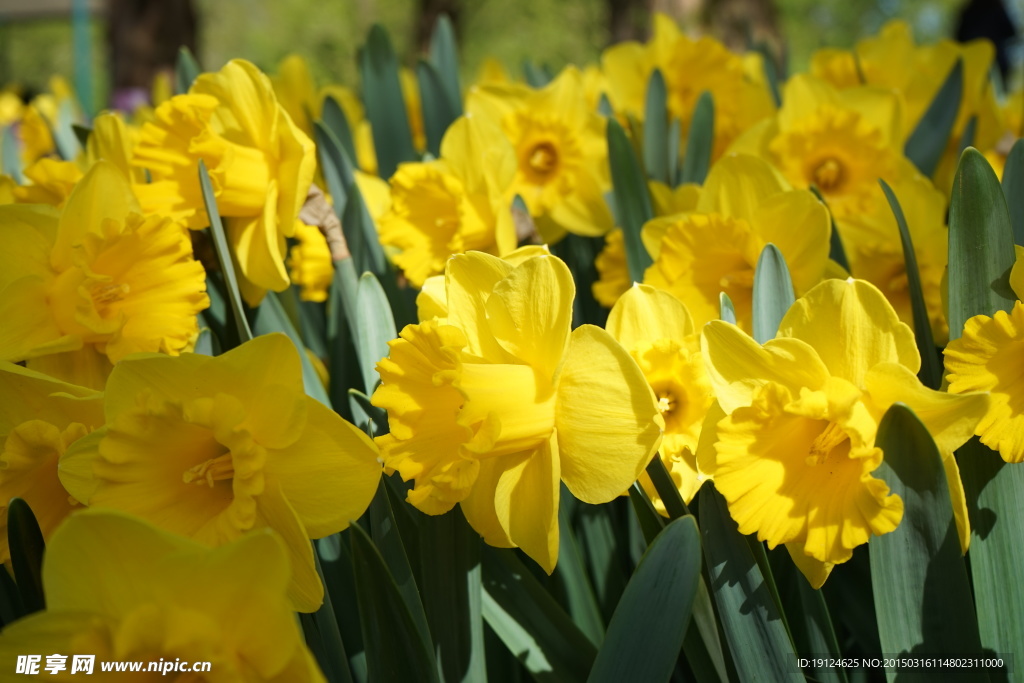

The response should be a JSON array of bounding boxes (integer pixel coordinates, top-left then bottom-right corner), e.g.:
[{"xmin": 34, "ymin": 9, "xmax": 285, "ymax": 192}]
[{"xmin": 0, "ymin": 0, "xmax": 1012, "ymax": 111}]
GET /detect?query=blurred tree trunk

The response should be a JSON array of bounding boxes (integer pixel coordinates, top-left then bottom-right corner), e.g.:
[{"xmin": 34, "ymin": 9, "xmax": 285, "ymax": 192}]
[
  {"xmin": 703, "ymin": 0, "xmax": 782, "ymax": 59},
  {"xmin": 107, "ymin": 0, "xmax": 196, "ymax": 107},
  {"xmin": 415, "ymin": 0, "xmax": 460, "ymax": 53},
  {"xmin": 608, "ymin": 0, "xmax": 655, "ymax": 43}
]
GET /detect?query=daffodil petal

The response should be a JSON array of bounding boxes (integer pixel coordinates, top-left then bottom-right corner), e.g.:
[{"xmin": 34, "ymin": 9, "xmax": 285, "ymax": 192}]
[
  {"xmin": 556, "ymin": 324, "xmax": 663, "ymax": 503},
  {"xmin": 701, "ymin": 321, "xmax": 830, "ymax": 413},
  {"xmin": 606, "ymin": 283, "xmax": 694, "ymax": 349},
  {"xmin": 696, "ymin": 154, "xmax": 787, "ymax": 222},
  {"xmin": 255, "ymin": 481, "xmax": 324, "ymax": 613},
  {"xmin": 785, "ymin": 541, "xmax": 834, "ymax": 589},
  {"xmin": 494, "ymin": 434, "xmax": 560, "ymax": 574},
  {"xmin": 460, "ymin": 458, "xmax": 515, "ymax": 549},
  {"xmin": 445, "ymin": 252, "xmax": 515, "ymax": 360},
  {"xmin": 778, "ymin": 278, "xmax": 920, "ymax": 385},
  {"xmin": 53, "ymin": 161, "xmax": 139, "ymax": 272},
  {"xmin": 752, "ymin": 190, "xmax": 831, "ymax": 293},
  {"xmin": 0, "ymin": 277, "xmax": 82, "ymax": 363}
]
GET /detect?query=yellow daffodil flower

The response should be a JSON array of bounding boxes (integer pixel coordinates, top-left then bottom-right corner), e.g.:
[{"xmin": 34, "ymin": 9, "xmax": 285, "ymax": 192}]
[
  {"xmin": 133, "ymin": 59, "xmax": 316, "ymax": 306},
  {"xmin": 945, "ymin": 296, "xmax": 1024, "ymax": 464},
  {"xmin": 378, "ymin": 115, "xmax": 516, "ymax": 288},
  {"xmin": 607, "ymin": 284, "xmax": 713, "ymax": 509},
  {"xmin": 0, "ymin": 510, "xmax": 325, "ymax": 681},
  {"xmin": 601, "ymin": 13, "xmax": 776, "ymax": 161},
  {"xmin": 372, "ymin": 250, "xmax": 663, "ymax": 572},
  {"xmin": 0, "ymin": 363, "xmax": 102, "ymax": 564},
  {"xmin": 593, "ymin": 180, "xmax": 701, "ymax": 308},
  {"xmin": 0, "ymin": 161, "xmax": 209, "ymax": 389},
  {"xmin": 700, "ymin": 278, "xmax": 989, "ymax": 587},
  {"xmin": 643, "ymin": 154, "xmax": 832, "ymax": 331},
  {"xmin": 466, "ymin": 66, "xmax": 614, "ymax": 243},
  {"xmin": 839, "ymin": 173, "xmax": 950, "ymax": 343},
  {"xmin": 58, "ymin": 334, "xmax": 382, "ymax": 611}
]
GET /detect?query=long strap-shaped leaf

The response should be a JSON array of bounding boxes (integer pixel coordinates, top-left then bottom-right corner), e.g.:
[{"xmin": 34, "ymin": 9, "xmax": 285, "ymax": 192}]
[
  {"xmin": 751, "ymin": 243, "xmax": 795, "ymax": 345},
  {"xmin": 359, "ymin": 25, "xmax": 419, "ymax": 179},
  {"xmin": 587, "ymin": 516, "xmax": 702, "ymax": 683},
  {"xmin": 948, "ymin": 148, "xmax": 1024, "ymax": 660},
  {"xmin": 905, "ymin": 59, "xmax": 963, "ymax": 178},
  {"xmin": 871, "ymin": 404, "xmax": 986, "ymax": 680},
  {"xmin": 607, "ymin": 118, "xmax": 654, "ymax": 283}
]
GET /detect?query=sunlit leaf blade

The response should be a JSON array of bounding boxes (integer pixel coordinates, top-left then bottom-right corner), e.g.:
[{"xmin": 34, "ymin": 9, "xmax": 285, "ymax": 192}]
[
  {"xmin": 587, "ymin": 517, "xmax": 701, "ymax": 683},
  {"xmin": 428, "ymin": 14, "xmax": 462, "ymax": 117},
  {"xmin": 314, "ymin": 120, "xmax": 355, "ymax": 219},
  {"xmin": 7, "ymin": 498, "xmax": 45, "ymax": 615},
  {"xmin": 175, "ymin": 45, "xmax": 202, "ymax": 95},
  {"xmin": 643, "ymin": 69, "xmax": 670, "ymax": 185},
  {"xmin": 607, "ymin": 118, "xmax": 654, "ymax": 282},
  {"xmin": 249, "ymin": 292, "xmax": 331, "ymax": 406},
  {"xmin": 417, "ymin": 59, "xmax": 460, "ymax": 158},
  {"xmin": 1, "ymin": 125, "xmax": 24, "ymax": 184},
  {"xmin": 905, "ymin": 58, "xmax": 962, "ymax": 178},
  {"xmin": 420, "ymin": 508, "xmax": 487, "ymax": 683},
  {"xmin": 752, "ymin": 243, "xmax": 795, "ymax": 344},
  {"xmin": 350, "ymin": 522, "xmax": 440, "ymax": 682},
  {"xmin": 359, "ymin": 24, "xmax": 418, "ymax": 179},
  {"xmin": 719, "ymin": 292, "xmax": 736, "ymax": 324},
  {"xmin": 342, "ymin": 180, "xmax": 388, "ymax": 280},
  {"xmin": 354, "ymin": 272, "xmax": 397, "ymax": 401},
  {"xmin": 482, "ymin": 546, "xmax": 597, "ymax": 682},
  {"xmin": 878, "ymin": 179, "xmax": 941, "ymax": 389},
  {"xmin": 1001, "ymin": 138, "xmax": 1024, "ymax": 246},
  {"xmin": 321, "ymin": 95, "xmax": 359, "ymax": 169},
  {"xmin": 871, "ymin": 405, "xmax": 984, "ymax": 671},
  {"xmin": 51, "ymin": 98, "xmax": 80, "ymax": 162},
  {"xmin": 699, "ymin": 484, "xmax": 798, "ymax": 681},
  {"xmin": 680, "ymin": 91, "xmax": 714, "ymax": 185},
  {"xmin": 198, "ymin": 160, "xmax": 253, "ymax": 345}
]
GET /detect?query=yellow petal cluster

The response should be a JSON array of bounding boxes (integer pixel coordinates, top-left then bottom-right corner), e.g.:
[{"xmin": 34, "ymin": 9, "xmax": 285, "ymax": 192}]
[
  {"xmin": 58, "ymin": 334, "xmax": 382, "ymax": 611},
  {"xmin": 373, "ymin": 250, "xmax": 663, "ymax": 572},
  {"xmin": 701, "ymin": 279, "xmax": 989, "ymax": 587}
]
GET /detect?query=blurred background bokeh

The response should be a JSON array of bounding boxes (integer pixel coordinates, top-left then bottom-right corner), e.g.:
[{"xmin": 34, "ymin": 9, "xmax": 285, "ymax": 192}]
[{"xmin": 0, "ymin": 0, "xmax": 1020, "ymax": 116}]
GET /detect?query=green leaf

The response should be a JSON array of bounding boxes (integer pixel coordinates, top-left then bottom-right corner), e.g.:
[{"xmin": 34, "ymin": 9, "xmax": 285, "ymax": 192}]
[
  {"xmin": 719, "ymin": 292, "xmax": 736, "ymax": 324},
  {"xmin": 554, "ymin": 488, "xmax": 605, "ymax": 646},
  {"xmin": 417, "ymin": 59, "xmax": 461, "ymax": 158},
  {"xmin": 51, "ymin": 98, "xmax": 80, "ymax": 162},
  {"xmin": 572, "ymin": 503, "xmax": 629, "ymax": 623},
  {"xmin": 198, "ymin": 160, "xmax": 253, "ymax": 345},
  {"xmin": 359, "ymin": 25, "xmax": 419, "ymax": 179},
  {"xmin": 751, "ymin": 243, "xmax": 795, "ymax": 344},
  {"xmin": 482, "ymin": 547, "xmax": 597, "ymax": 682},
  {"xmin": 420, "ymin": 508, "xmax": 487, "ymax": 683},
  {"xmin": 2, "ymin": 125, "xmax": 25, "ymax": 184},
  {"xmin": 354, "ymin": 272, "xmax": 397, "ymax": 396},
  {"xmin": 948, "ymin": 147, "xmax": 1016, "ymax": 337},
  {"xmin": 699, "ymin": 485, "xmax": 798, "ymax": 681},
  {"xmin": 597, "ymin": 93, "xmax": 614, "ymax": 118},
  {"xmin": 348, "ymin": 388, "xmax": 388, "ymax": 434},
  {"xmin": 321, "ymin": 96, "xmax": 359, "ymax": 170},
  {"xmin": 645, "ymin": 456, "xmax": 688, "ymax": 519},
  {"xmin": 175, "ymin": 46, "xmax": 202, "ymax": 95},
  {"xmin": 366, "ymin": 480, "xmax": 434, "ymax": 661},
  {"xmin": 250, "ymin": 292, "xmax": 331, "ymax": 406},
  {"xmin": 307, "ymin": 550, "xmax": 355, "ymax": 683},
  {"xmin": 522, "ymin": 61, "xmax": 552, "ymax": 88},
  {"xmin": 809, "ymin": 186, "xmax": 850, "ymax": 273},
  {"xmin": 587, "ymin": 517, "xmax": 701, "ymax": 683},
  {"xmin": 878, "ymin": 179, "xmax": 941, "ymax": 389},
  {"xmin": 871, "ymin": 404, "xmax": 984, "ymax": 669},
  {"xmin": 667, "ymin": 118, "xmax": 682, "ymax": 188},
  {"xmin": 7, "ymin": 498, "xmax": 45, "ymax": 615},
  {"xmin": 315, "ymin": 121, "xmax": 355, "ymax": 220},
  {"xmin": 427, "ymin": 15, "xmax": 463, "ymax": 118},
  {"xmin": 1001, "ymin": 138, "xmax": 1024, "ymax": 246},
  {"xmin": 342, "ymin": 181, "xmax": 390, "ymax": 285},
  {"xmin": 642, "ymin": 69, "xmax": 670, "ymax": 185},
  {"xmin": 71, "ymin": 123, "xmax": 91, "ymax": 149},
  {"xmin": 905, "ymin": 58, "xmax": 962, "ymax": 178},
  {"xmin": 957, "ymin": 115, "xmax": 977, "ymax": 158},
  {"xmin": 0, "ymin": 565, "xmax": 26, "ymax": 627},
  {"xmin": 318, "ymin": 534, "xmax": 367, "ymax": 682},
  {"xmin": 607, "ymin": 118, "xmax": 654, "ymax": 283},
  {"xmin": 680, "ymin": 91, "xmax": 714, "ymax": 185},
  {"xmin": 350, "ymin": 522, "xmax": 440, "ymax": 683},
  {"xmin": 754, "ymin": 43, "xmax": 782, "ymax": 107}
]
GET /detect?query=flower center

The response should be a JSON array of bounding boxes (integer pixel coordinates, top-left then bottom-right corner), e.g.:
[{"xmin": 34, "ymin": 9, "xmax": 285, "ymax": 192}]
[
  {"xmin": 182, "ymin": 453, "xmax": 235, "ymax": 487},
  {"xmin": 806, "ymin": 421, "xmax": 849, "ymax": 465},
  {"xmin": 527, "ymin": 142, "xmax": 559, "ymax": 180},
  {"xmin": 90, "ymin": 281, "xmax": 130, "ymax": 307},
  {"xmin": 813, "ymin": 158, "xmax": 844, "ymax": 192}
]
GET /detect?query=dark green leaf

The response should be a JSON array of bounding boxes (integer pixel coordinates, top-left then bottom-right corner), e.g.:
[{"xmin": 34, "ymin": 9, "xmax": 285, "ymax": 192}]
[
  {"xmin": 417, "ymin": 59, "xmax": 460, "ymax": 158},
  {"xmin": 879, "ymin": 179, "xmax": 941, "ymax": 389},
  {"xmin": 751, "ymin": 243, "xmax": 795, "ymax": 344},
  {"xmin": 645, "ymin": 456, "xmax": 689, "ymax": 519},
  {"xmin": 350, "ymin": 522, "xmax": 440, "ymax": 683},
  {"xmin": 315, "ymin": 120, "xmax": 355, "ymax": 218},
  {"xmin": 948, "ymin": 147, "xmax": 1016, "ymax": 338},
  {"xmin": 482, "ymin": 546, "xmax": 596, "ymax": 682},
  {"xmin": 607, "ymin": 118, "xmax": 654, "ymax": 282},
  {"xmin": 198, "ymin": 161, "xmax": 253, "ymax": 344},
  {"xmin": 680, "ymin": 91, "xmax": 714, "ymax": 185},
  {"xmin": 871, "ymin": 404, "xmax": 984, "ymax": 671},
  {"xmin": 554, "ymin": 488, "xmax": 605, "ymax": 646},
  {"xmin": 359, "ymin": 25, "xmax": 419, "ymax": 179},
  {"xmin": 7, "ymin": 498, "xmax": 45, "ymax": 615},
  {"xmin": 321, "ymin": 96, "xmax": 359, "ymax": 170},
  {"xmin": 905, "ymin": 59, "xmax": 962, "ymax": 178},
  {"xmin": 318, "ymin": 534, "xmax": 367, "ymax": 682},
  {"xmin": 809, "ymin": 186, "xmax": 850, "ymax": 273},
  {"xmin": 522, "ymin": 61, "xmax": 552, "ymax": 88},
  {"xmin": 427, "ymin": 15, "xmax": 463, "ymax": 117},
  {"xmin": 71, "ymin": 124, "xmax": 91, "ymax": 149},
  {"xmin": 588, "ymin": 517, "xmax": 701, "ymax": 683},
  {"xmin": 1001, "ymin": 138, "xmax": 1024, "ymax": 246},
  {"xmin": 642, "ymin": 69, "xmax": 670, "ymax": 185},
  {"xmin": 700, "ymin": 485, "xmax": 798, "ymax": 681},
  {"xmin": 175, "ymin": 46, "xmax": 202, "ymax": 95}
]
